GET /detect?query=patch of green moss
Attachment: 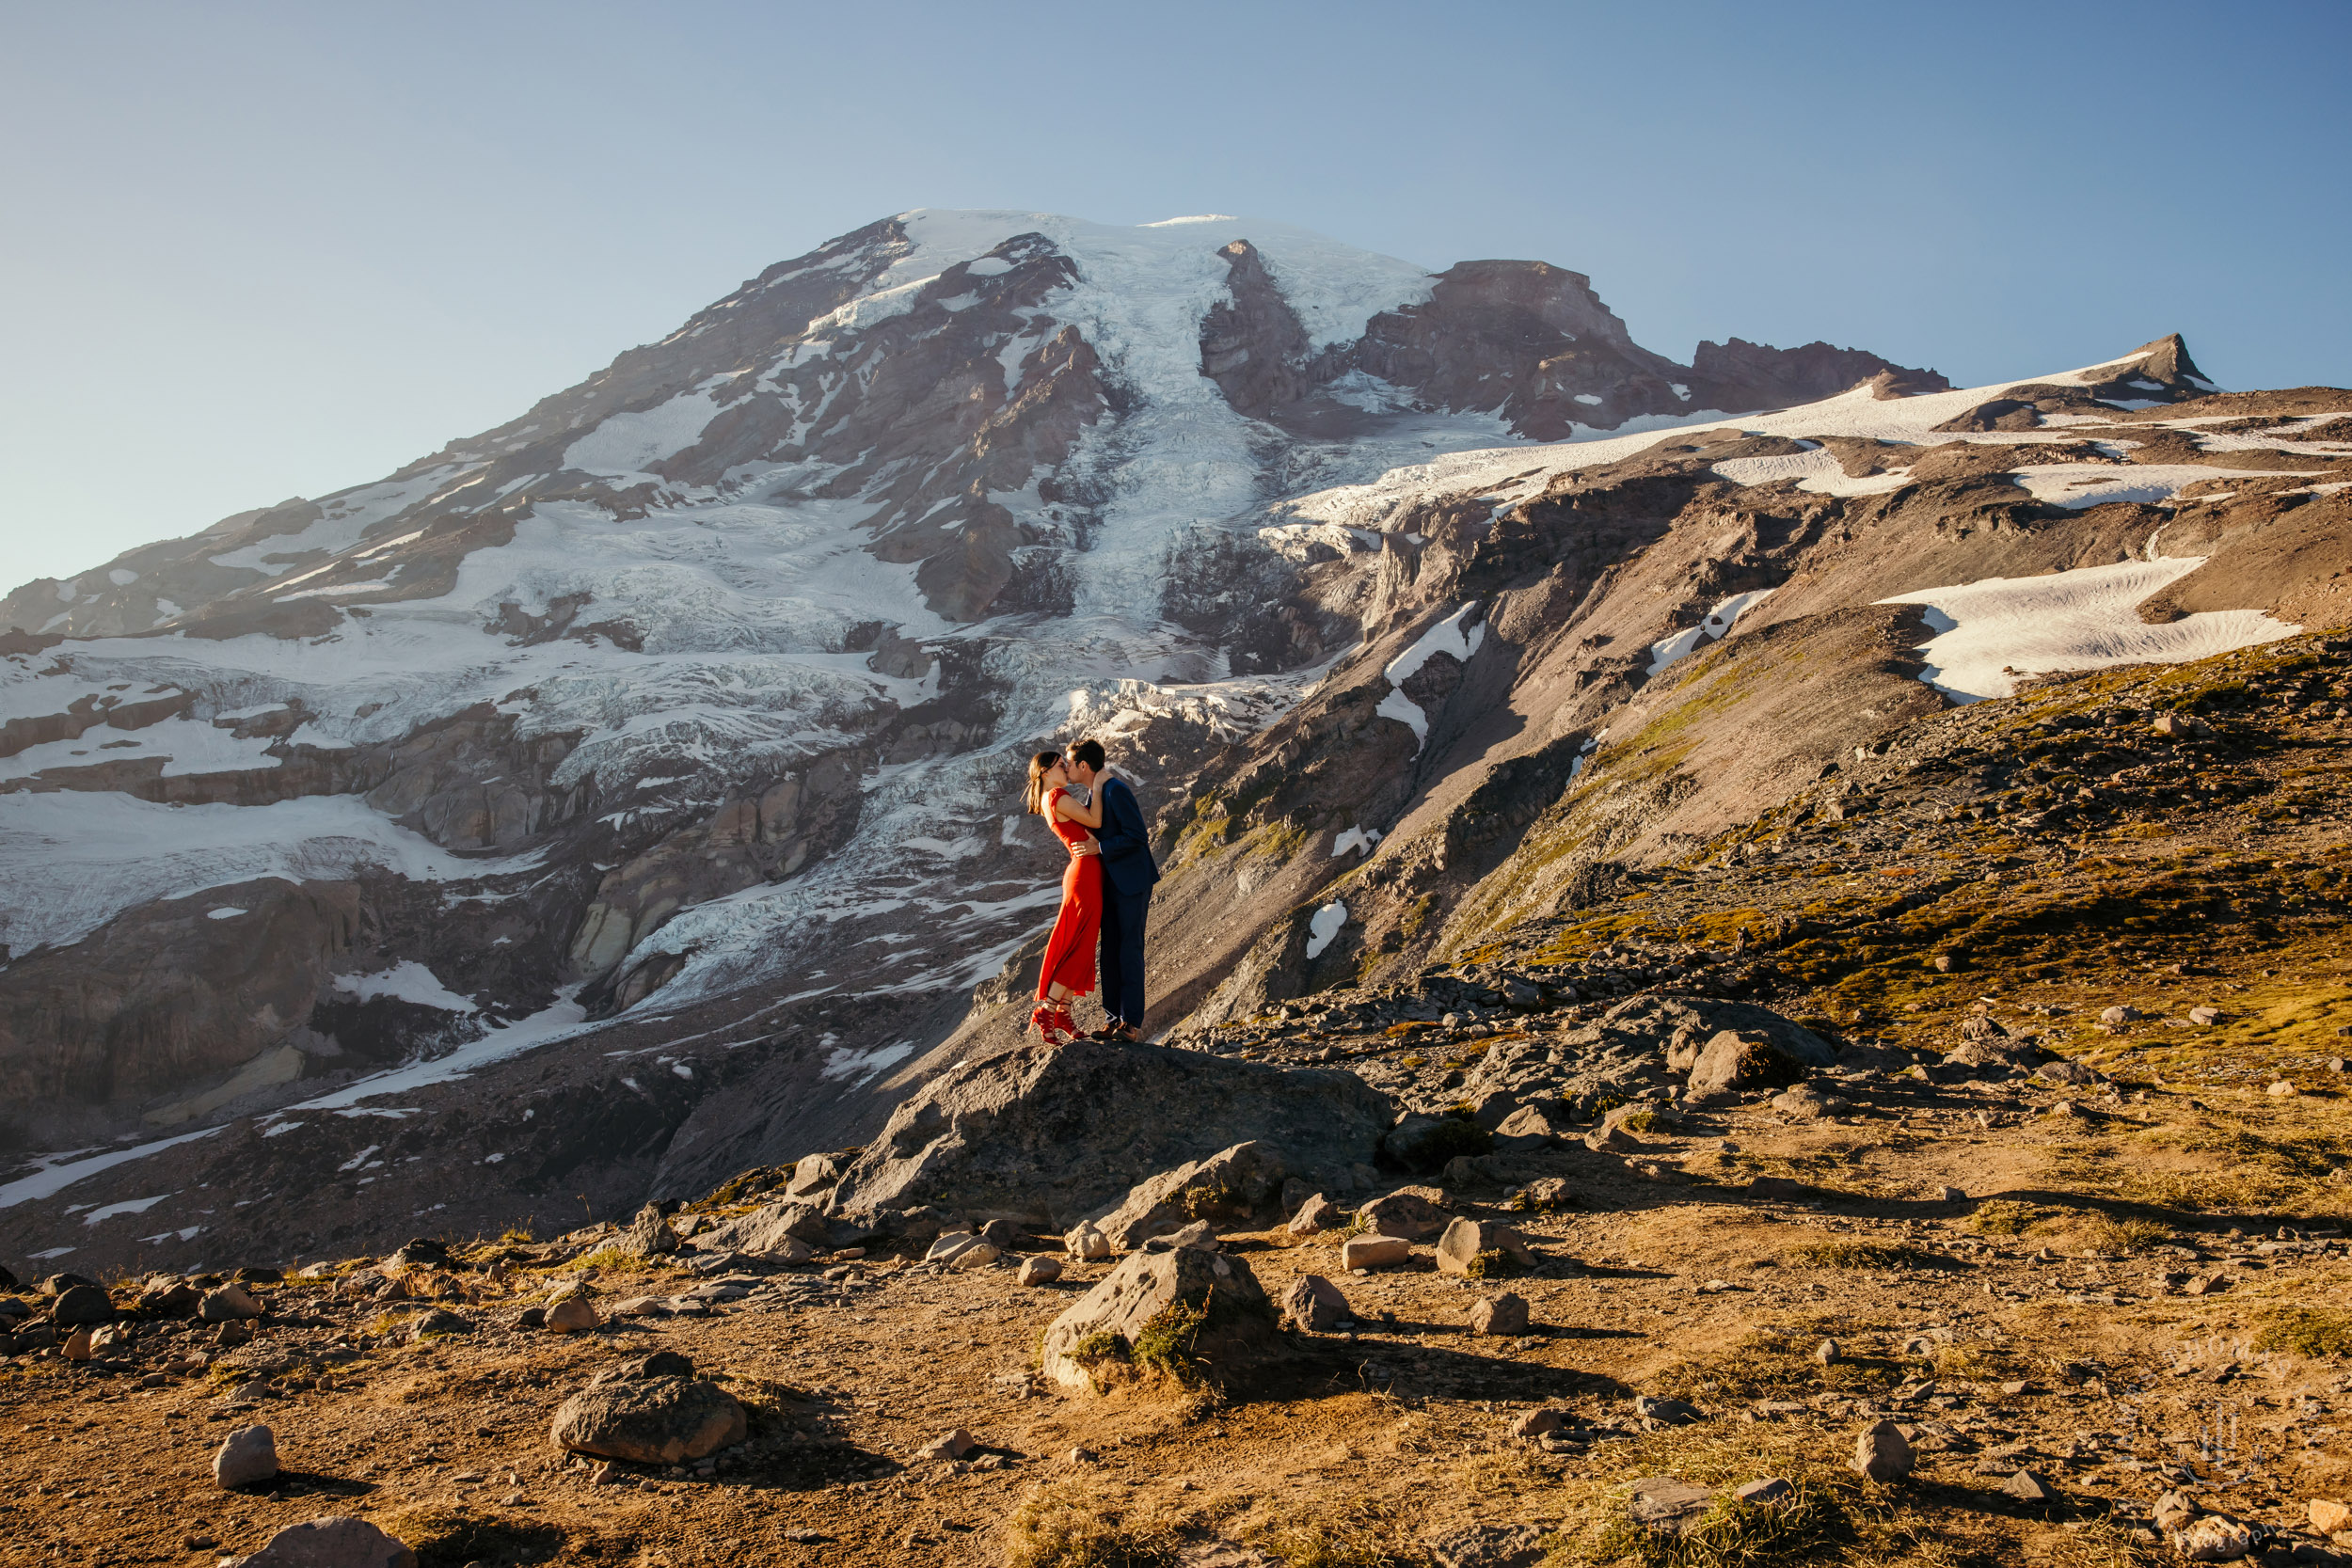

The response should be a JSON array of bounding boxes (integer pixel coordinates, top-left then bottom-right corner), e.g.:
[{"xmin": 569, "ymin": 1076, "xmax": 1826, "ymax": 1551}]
[
  {"xmin": 2254, "ymin": 1307, "xmax": 2352, "ymax": 1359},
  {"xmin": 1791, "ymin": 1241, "xmax": 1934, "ymax": 1271},
  {"xmin": 1131, "ymin": 1300, "xmax": 1211, "ymax": 1383}
]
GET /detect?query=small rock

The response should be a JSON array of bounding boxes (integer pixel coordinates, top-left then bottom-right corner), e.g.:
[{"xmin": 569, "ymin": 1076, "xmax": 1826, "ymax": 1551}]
[
  {"xmin": 2153, "ymin": 1491, "xmax": 2200, "ymax": 1534},
  {"xmin": 2099, "ymin": 1006, "xmax": 2143, "ymax": 1026},
  {"xmin": 925, "ymin": 1230, "xmax": 980, "ymax": 1261},
  {"xmin": 1065, "ymin": 1447, "xmax": 1095, "ymax": 1465},
  {"xmin": 918, "ymin": 1428, "xmax": 976, "ymax": 1463},
  {"xmin": 231, "ymin": 1515, "xmax": 417, "ymax": 1568},
  {"xmin": 617, "ymin": 1203, "xmax": 681, "ymax": 1258},
  {"xmin": 979, "ymin": 1218, "xmax": 1030, "ymax": 1250},
  {"xmin": 199, "ymin": 1284, "xmax": 262, "ymax": 1323},
  {"xmin": 1735, "ymin": 1477, "xmax": 1794, "ymax": 1507},
  {"xmin": 1933, "ymin": 1185, "xmax": 1965, "ymax": 1202},
  {"xmin": 2004, "ymin": 1469, "xmax": 2057, "ymax": 1503},
  {"xmin": 1285, "ymin": 1194, "xmax": 1339, "ymax": 1238},
  {"xmin": 1358, "ymin": 1189, "xmax": 1451, "ymax": 1239},
  {"xmin": 1147, "ymin": 1221, "xmax": 1217, "ymax": 1252},
  {"xmin": 1435, "ymin": 1216, "xmax": 1536, "ymax": 1277},
  {"xmin": 1063, "ymin": 1222, "xmax": 1111, "ymax": 1262},
  {"xmin": 1626, "ymin": 1475, "xmax": 1714, "ymax": 1533},
  {"xmin": 1340, "ymin": 1235, "xmax": 1411, "ymax": 1271},
  {"xmin": 2188, "ymin": 1006, "xmax": 2228, "ymax": 1027},
  {"xmin": 589, "ymin": 1460, "xmax": 626, "ymax": 1485},
  {"xmin": 2172, "ymin": 1513, "xmax": 2256, "ymax": 1561},
  {"xmin": 51, "ymin": 1284, "xmax": 115, "ymax": 1326},
  {"xmin": 408, "ymin": 1308, "xmax": 473, "ymax": 1339},
  {"xmin": 1814, "ymin": 1338, "xmax": 1840, "ymax": 1366},
  {"xmin": 1467, "ymin": 1292, "xmax": 1530, "ymax": 1337},
  {"xmin": 545, "ymin": 1294, "xmax": 600, "ymax": 1333},
  {"xmin": 1512, "ymin": 1407, "xmax": 1566, "ymax": 1438},
  {"xmin": 1631, "ymin": 1395, "xmax": 1701, "ymax": 1428},
  {"xmin": 1018, "ymin": 1256, "xmax": 1063, "ymax": 1287},
  {"xmin": 1281, "ymin": 1275, "xmax": 1351, "ymax": 1333},
  {"xmin": 2267, "ymin": 1080, "xmax": 2298, "ymax": 1098},
  {"xmin": 214, "ymin": 1424, "xmax": 279, "ymax": 1488},
  {"xmin": 786, "ymin": 1152, "xmax": 843, "ymax": 1197},
  {"xmin": 1770, "ymin": 1085, "xmax": 1847, "ymax": 1120},
  {"xmin": 61, "ymin": 1327, "xmax": 93, "ymax": 1361},
  {"xmin": 1853, "ymin": 1418, "xmax": 1914, "ymax": 1481},
  {"xmin": 2309, "ymin": 1498, "xmax": 2351, "ymax": 1535}
]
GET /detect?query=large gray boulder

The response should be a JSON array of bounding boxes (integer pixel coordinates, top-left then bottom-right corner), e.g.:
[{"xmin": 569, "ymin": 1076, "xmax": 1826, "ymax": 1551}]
[
  {"xmin": 832, "ymin": 1040, "xmax": 1395, "ymax": 1227},
  {"xmin": 550, "ymin": 1371, "xmax": 747, "ymax": 1465},
  {"xmin": 1039, "ymin": 1239, "xmax": 1291, "ymax": 1393},
  {"xmin": 51, "ymin": 1284, "xmax": 115, "ymax": 1326},
  {"xmin": 691, "ymin": 1200, "xmax": 829, "ymax": 1259},
  {"xmin": 1687, "ymin": 1022, "xmax": 1834, "ymax": 1102},
  {"xmin": 1090, "ymin": 1140, "xmax": 1286, "ymax": 1249},
  {"xmin": 227, "ymin": 1517, "xmax": 417, "ymax": 1568}
]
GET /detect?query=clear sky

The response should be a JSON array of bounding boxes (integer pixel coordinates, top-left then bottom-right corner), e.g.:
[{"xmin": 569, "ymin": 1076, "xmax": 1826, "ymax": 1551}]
[{"xmin": 4, "ymin": 0, "xmax": 2347, "ymax": 590}]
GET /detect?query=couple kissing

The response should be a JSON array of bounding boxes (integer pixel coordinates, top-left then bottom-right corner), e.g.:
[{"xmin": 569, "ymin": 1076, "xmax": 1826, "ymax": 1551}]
[{"xmin": 1020, "ymin": 738, "xmax": 1160, "ymax": 1046}]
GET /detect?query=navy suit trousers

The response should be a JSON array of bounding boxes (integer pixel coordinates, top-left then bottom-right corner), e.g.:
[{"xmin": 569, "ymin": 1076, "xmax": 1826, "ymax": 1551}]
[{"xmin": 1098, "ymin": 884, "xmax": 1152, "ymax": 1027}]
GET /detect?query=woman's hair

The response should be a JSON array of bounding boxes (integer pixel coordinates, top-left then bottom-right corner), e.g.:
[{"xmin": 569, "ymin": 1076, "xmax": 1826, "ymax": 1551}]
[{"xmin": 1023, "ymin": 751, "xmax": 1061, "ymax": 817}]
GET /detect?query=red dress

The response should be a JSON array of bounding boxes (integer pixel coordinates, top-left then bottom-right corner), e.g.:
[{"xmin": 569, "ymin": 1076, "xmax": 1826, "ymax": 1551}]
[{"xmin": 1037, "ymin": 788, "xmax": 1103, "ymax": 1000}]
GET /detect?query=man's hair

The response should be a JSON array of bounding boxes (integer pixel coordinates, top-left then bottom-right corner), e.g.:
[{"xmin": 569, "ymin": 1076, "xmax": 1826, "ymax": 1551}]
[{"xmin": 1068, "ymin": 738, "xmax": 1106, "ymax": 771}]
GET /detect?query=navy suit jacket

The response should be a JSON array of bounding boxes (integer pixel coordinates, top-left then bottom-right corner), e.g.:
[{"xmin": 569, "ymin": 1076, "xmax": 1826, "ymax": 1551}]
[{"xmin": 1092, "ymin": 775, "xmax": 1160, "ymax": 896}]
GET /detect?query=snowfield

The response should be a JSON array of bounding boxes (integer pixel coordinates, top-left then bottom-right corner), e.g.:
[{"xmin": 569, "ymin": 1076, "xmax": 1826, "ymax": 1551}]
[{"xmin": 1878, "ymin": 559, "xmax": 2300, "ymax": 702}]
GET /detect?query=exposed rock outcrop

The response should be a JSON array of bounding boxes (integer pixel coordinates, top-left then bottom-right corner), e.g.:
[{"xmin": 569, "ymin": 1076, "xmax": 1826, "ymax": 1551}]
[{"xmin": 832, "ymin": 1041, "xmax": 1395, "ymax": 1227}]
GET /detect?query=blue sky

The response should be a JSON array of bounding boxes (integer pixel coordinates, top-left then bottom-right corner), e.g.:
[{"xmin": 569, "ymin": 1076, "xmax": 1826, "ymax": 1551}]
[{"xmin": 4, "ymin": 0, "xmax": 2347, "ymax": 587}]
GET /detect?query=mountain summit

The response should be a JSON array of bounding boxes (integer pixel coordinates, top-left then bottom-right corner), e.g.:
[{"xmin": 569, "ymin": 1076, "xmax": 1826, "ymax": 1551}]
[{"xmin": 5, "ymin": 211, "xmax": 1940, "ymax": 641}]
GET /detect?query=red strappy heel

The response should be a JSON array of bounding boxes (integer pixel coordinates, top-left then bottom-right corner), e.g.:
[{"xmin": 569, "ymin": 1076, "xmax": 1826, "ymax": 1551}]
[{"xmin": 1030, "ymin": 1005, "xmax": 1079, "ymax": 1045}]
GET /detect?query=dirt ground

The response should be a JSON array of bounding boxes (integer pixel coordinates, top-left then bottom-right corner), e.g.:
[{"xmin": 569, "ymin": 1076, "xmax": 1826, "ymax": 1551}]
[{"xmin": 8, "ymin": 1062, "xmax": 2352, "ymax": 1567}]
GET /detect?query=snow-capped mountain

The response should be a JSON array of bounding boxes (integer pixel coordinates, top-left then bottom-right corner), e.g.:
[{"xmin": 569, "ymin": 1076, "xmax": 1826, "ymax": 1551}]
[
  {"xmin": 0, "ymin": 212, "xmax": 1938, "ymax": 1125},
  {"xmin": 8, "ymin": 207, "xmax": 2343, "ymax": 1274}
]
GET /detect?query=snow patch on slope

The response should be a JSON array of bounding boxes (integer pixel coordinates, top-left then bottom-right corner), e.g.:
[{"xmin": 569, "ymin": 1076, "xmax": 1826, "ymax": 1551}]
[
  {"xmin": 334, "ymin": 962, "xmax": 478, "ymax": 1013},
  {"xmin": 564, "ymin": 388, "xmax": 723, "ymax": 477},
  {"xmin": 2007, "ymin": 464, "xmax": 2322, "ymax": 510},
  {"xmin": 1646, "ymin": 590, "xmax": 1777, "ymax": 677},
  {"xmin": 1877, "ymin": 559, "xmax": 2300, "ymax": 702},
  {"xmin": 291, "ymin": 989, "xmax": 593, "ymax": 1111}
]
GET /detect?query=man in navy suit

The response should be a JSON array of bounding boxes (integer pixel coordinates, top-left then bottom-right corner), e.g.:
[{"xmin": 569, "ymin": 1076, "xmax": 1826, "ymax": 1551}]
[{"xmin": 1064, "ymin": 738, "xmax": 1157, "ymax": 1042}]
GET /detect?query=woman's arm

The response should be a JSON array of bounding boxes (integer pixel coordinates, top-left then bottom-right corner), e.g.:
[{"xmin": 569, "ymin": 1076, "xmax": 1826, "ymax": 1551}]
[{"xmin": 1054, "ymin": 789, "xmax": 1104, "ymax": 830}]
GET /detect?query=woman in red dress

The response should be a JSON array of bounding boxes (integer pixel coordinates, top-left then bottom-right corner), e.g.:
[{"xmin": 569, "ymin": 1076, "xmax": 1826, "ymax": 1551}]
[{"xmin": 1024, "ymin": 750, "xmax": 1104, "ymax": 1045}]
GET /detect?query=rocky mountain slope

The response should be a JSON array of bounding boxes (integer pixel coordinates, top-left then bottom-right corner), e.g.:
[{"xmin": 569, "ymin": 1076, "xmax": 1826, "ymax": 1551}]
[{"xmin": 3, "ymin": 208, "xmax": 2347, "ymax": 1287}]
